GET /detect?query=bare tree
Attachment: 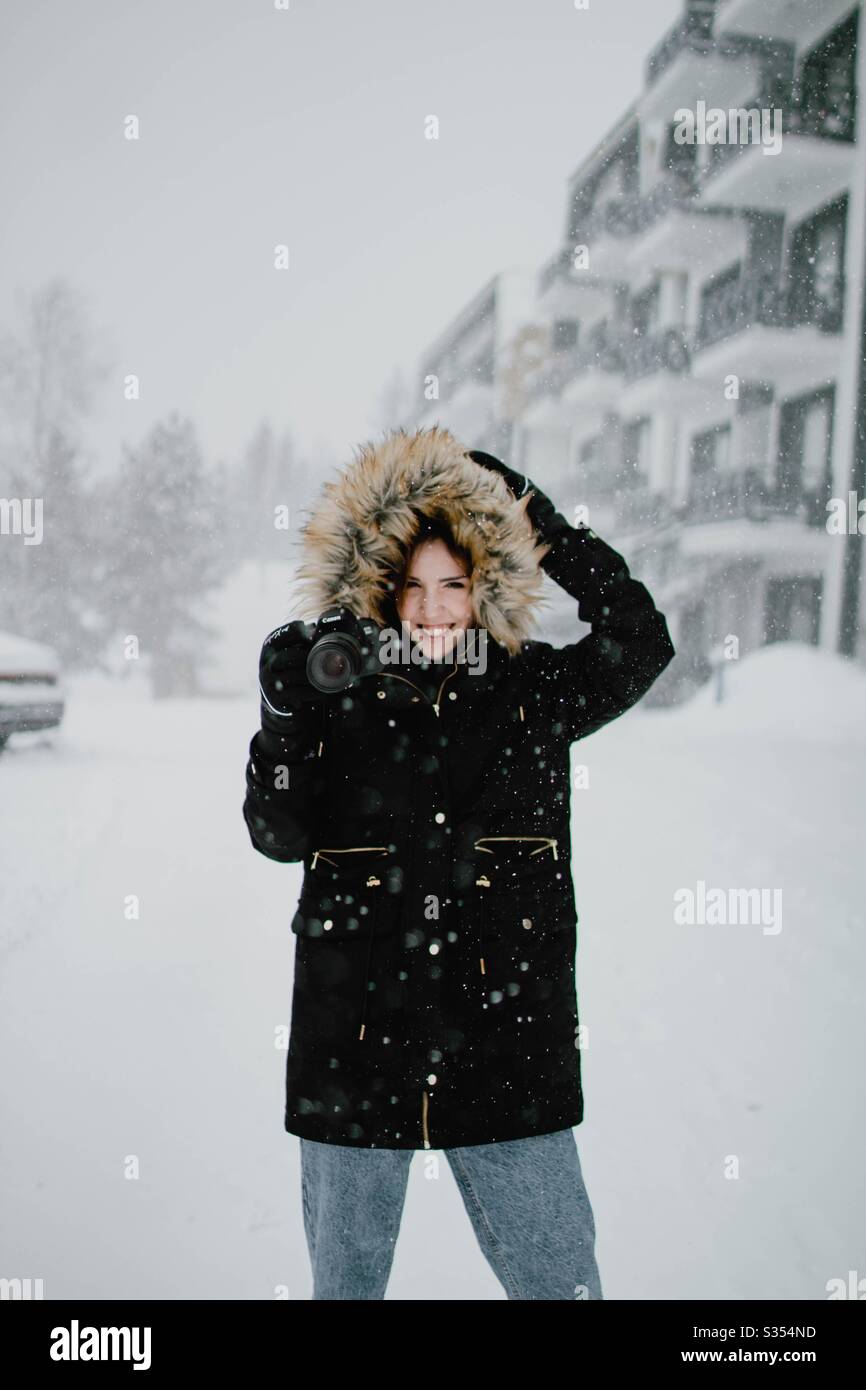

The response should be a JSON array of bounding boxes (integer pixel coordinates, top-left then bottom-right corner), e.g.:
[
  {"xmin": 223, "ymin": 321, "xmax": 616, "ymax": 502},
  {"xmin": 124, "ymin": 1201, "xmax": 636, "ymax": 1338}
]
[
  {"xmin": 0, "ymin": 279, "xmax": 113, "ymax": 664},
  {"xmin": 0, "ymin": 276, "xmax": 111, "ymax": 487}
]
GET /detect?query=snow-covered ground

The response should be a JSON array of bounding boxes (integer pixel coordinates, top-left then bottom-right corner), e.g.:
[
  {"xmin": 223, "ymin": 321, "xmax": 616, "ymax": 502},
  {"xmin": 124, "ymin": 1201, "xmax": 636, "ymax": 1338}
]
[{"xmin": 1, "ymin": 636, "xmax": 864, "ymax": 1300}]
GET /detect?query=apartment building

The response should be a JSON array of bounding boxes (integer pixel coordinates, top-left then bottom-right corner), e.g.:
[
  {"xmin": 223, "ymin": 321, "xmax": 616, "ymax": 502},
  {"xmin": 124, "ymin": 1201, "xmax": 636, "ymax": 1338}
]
[{"xmin": 412, "ymin": 0, "xmax": 866, "ymax": 698}]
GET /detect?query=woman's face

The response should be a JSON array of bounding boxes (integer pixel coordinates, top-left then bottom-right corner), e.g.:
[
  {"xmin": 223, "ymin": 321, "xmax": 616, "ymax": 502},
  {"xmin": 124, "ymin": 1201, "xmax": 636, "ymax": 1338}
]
[{"xmin": 396, "ymin": 537, "xmax": 473, "ymax": 661}]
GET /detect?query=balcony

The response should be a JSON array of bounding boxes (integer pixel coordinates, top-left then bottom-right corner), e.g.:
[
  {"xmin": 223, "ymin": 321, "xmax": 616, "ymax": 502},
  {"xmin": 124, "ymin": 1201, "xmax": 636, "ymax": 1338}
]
[
  {"xmin": 614, "ymin": 485, "xmax": 672, "ymax": 534},
  {"xmin": 697, "ymin": 82, "xmax": 856, "ymax": 217},
  {"xmin": 519, "ymin": 346, "xmax": 586, "ymax": 429},
  {"xmin": 536, "ymin": 244, "xmax": 618, "ymax": 320},
  {"xmin": 718, "ymin": 0, "xmax": 855, "ymax": 47},
  {"xmin": 558, "ymin": 319, "xmax": 631, "ymax": 409},
  {"xmin": 414, "ymin": 348, "xmax": 495, "ymax": 437},
  {"xmin": 578, "ymin": 173, "xmax": 695, "ymax": 274},
  {"xmin": 645, "ymin": 5, "xmax": 716, "ymax": 91},
  {"xmin": 580, "ymin": 169, "xmax": 741, "ymax": 276},
  {"xmin": 678, "ymin": 467, "xmax": 832, "ymax": 527},
  {"xmin": 520, "ymin": 320, "xmax": 627, "ymax": 422},
  {"xmin": 626, "ymin": 178, "xmax": 742, "ymax": 275},
  {"xmin": 641, "ymin": 9, "xmax": 762, "ymax": 123},
  {"xmin": 623, "ymin": 325, "xmax": 691, "ymax": 381},
  {"xmin": 586, "ymin": 170, "xmax": 700, "ymax": 240},
  {"xmin": 576, "ymin": 194, "xmax": 642, "ymax": 274},
  {"xmin": 618, "ymin": 324, "xmax": 717, "ymax": 416},
  {"xmin": 691, "ymin": 265, "xmax": 843, "ymax": 381}
]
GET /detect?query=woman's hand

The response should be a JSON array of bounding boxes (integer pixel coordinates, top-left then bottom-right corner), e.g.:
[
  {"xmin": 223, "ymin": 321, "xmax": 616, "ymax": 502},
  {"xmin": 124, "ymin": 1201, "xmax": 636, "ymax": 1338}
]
[
  {"xmin": 259, "ymin": 621, "xmax": 328, "ymax": 719},
  {"xmin": 467, "ymin": 448, "xmax": 531, "ymax": 501},
  {"xmin": 466, "ymin": 448, "xmax": 572, "ymax": 550}
]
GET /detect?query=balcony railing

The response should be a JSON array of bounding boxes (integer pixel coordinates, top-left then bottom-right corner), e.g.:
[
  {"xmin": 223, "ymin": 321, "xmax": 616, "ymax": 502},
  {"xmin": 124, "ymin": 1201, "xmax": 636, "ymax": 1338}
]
[
  {"xmin": 678, "ymin": 468, "xmax": 831, "ymax": 526},
  {"xmin": 696, "ymin": 269, "xmax": 782, "ymax": 349},
  {"xmin": 530, "ymin": 258, "xmax": 841, "ymax": 405},
  {"xmin": 700, "ymin": 79, "xmax": 856, "ymax": 190},
  {"xmin": 579, "ymin": 169, "xmax": 699, "ymax": 247},
  {"xmin": 523, "ymin": 345, "xmax": 585, "ymax": 403},
  {"xmin": 645, "ymin": 3, "xmax": 717, "ymax": 89},
  {"xmin": 623, "ymin": 326, "xmax": 692, "ymax": 381},
  {"xmin": 523, "ymin": 317, "xmax": 640, "ymax": 403},
  {"xmin": 695, "ymin": 266, "xmax": 844, "ymax": 351},
  {"xmin": 524, "ymin": 321, "xmax": 627, "ymax": 401},
  {"xmin": 615, "ymin": 485, "xmax": 671, "ymax": 531}
]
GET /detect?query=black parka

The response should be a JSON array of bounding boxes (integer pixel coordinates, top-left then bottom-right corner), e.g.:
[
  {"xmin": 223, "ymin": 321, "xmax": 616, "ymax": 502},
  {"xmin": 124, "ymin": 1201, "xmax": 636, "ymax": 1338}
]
[{"xmin": 243, "ymin": 426, "xmax": 675, "ymax": 1149}]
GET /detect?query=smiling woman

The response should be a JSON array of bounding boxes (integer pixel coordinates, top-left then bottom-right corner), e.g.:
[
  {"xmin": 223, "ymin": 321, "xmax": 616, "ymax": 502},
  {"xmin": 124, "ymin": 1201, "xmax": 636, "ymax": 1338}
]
[
  {"xmin": 242, "ymin": 422, "xmax": 676, "ymax": 1300},
  {"xmin": 389, "ymin": 514, "xmax": 476, "ymax": 663}
]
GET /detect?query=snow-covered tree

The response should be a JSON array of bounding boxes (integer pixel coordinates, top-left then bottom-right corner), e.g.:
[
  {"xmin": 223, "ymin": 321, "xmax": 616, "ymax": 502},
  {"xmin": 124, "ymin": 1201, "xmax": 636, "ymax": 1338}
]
[
  {"xmin": 103, "ymin": 412, "xmax": 230, "ymax": 697},
  {"xmin": 0, "ymin": 278, "xmax": 111, "ymax": 666}
]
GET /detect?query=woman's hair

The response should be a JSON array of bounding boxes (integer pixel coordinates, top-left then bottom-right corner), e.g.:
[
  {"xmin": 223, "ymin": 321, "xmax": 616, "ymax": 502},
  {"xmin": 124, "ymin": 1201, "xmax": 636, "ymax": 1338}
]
[{"xmin": 381, "ymin": 513, "xmax": 474, "ymax": 629}]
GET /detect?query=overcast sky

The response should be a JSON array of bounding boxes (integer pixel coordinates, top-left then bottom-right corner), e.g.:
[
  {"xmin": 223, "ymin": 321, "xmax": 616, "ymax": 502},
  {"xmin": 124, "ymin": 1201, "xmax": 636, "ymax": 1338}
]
[{"xmin": 0, "ymin": 0, "xmax": 682, "ymax": 478}]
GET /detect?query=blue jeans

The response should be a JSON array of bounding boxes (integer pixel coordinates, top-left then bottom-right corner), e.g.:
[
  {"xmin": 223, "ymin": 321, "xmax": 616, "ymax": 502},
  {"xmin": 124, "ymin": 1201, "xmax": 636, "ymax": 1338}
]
[{"xmin": 300, "ymin": 1127, "xmax": 603, "ymax": 1299}]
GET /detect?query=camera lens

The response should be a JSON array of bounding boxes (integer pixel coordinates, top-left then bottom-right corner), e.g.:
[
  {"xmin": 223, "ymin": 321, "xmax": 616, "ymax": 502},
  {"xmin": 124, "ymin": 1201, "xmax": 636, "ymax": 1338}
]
[
  {"xmin": 317, "ymin": 647, "xmax": 350, "ymax": 683},
  {"xmin": 306, "ymin": 634, "xmax": 361, "ymax": 692}
]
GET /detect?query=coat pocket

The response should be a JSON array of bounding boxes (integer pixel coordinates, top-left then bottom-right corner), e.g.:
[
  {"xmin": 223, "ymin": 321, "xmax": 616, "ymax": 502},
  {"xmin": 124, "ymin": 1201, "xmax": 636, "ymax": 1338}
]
[
  {"xmin": 474, "ymin": 834, "xmax": 559, "ymax": 857},
  {"xmin": 292, "ymin": 839, "xmax": 402, "ymax": 939},
  {"xmin": 463, "ymin": 882, "xmax": 579, "ymax": 1052},
  {"xmin": 467, "ymin": 827, "xmax": 575, "ymax": 946},
  {"xmin": 471, "ymin": 833, "xmax": 564, "ymax": 897},
  {"xmin": 473, "ymin": 879, "xmax": 577, "ymax": 942},
  {"xmin": 289, "ymin": 838, "xmax": 406, "ymax": 1053}
]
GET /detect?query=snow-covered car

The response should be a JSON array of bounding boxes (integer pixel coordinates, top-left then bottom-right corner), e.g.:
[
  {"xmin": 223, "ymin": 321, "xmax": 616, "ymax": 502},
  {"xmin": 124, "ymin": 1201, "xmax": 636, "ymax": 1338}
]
[{"xmin": 0, "ymin": 630, "xmax": 65, "ymax": 750}]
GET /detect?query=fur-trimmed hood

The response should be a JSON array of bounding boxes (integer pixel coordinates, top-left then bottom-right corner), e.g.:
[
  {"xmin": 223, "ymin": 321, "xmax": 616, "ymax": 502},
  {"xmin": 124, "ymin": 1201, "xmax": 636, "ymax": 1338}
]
[{"xmin": 292, "ymin": 424, "xmax": 550, "ymax": 655}]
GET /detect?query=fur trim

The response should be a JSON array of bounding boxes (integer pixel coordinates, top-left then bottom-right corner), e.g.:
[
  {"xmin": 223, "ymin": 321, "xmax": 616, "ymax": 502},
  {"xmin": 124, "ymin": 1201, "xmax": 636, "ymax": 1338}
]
[{"xmin": 291, "ymin": 424, "xmax": 551, "ymax": 655}]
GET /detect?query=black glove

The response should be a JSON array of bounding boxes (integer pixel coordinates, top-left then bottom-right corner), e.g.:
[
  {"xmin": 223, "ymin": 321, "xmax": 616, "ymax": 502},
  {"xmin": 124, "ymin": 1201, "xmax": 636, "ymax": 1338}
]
[
  {"xmin": 258, "ymin": 620, "xmax": 326, "ymax": 720},
  {"xmin": 466, "ymin": 448, "xmax": 572, "ymax": 550}
]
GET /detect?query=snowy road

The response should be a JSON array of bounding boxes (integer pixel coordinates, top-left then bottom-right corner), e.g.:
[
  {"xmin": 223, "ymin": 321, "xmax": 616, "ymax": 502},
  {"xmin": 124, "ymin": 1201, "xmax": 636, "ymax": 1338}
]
[{"xmin": 1, "ymin": 647, "xmax": 864, "ymax": 1299}]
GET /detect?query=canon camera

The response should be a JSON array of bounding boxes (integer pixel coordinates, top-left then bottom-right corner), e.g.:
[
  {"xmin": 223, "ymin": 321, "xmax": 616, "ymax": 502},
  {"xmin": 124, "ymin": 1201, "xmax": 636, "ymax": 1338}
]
[{"xmin": 306, "ymin": 606, "xmax": 388, "ymax": 694}]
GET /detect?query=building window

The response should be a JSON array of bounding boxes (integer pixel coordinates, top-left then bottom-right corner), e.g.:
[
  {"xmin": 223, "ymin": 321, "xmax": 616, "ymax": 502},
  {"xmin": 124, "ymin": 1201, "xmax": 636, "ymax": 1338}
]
[
  {"xmin": 764, "ymin": 577, "xmax": 823, "ymax": 645},
  {"xmin": 663, "ymin": 119, "xmax": 697, "ymax": 184},
  {"xmin": 687, "ymin": 425, "xmax": 733, "ymax": 517},
  {"xmin": 690, "ymin": 424, "xmax": 731, "ymax": 481},
  {"xmin": 590, "ymin": 126, "xmax": 639, "ymax": 207},
  {"xmin": 735, "ymin": 400, "xmax": 772, "ymax": 480},
  {"xmin": 797, "ymin": 10, "xmax": 858, "ymax": 141},
  {"xmin": 621, "ymin": 417, "xmax": 650, "ymax": 488},
  {"xmin": 577, "ymin": 434, "xmax": 607, "ymax": 494},
  {"xmin": 630, "ymin": 284, "xmax": 661, "ymax": 336},
  {"xmin": 698, "ymin": 262, "xmax": 742, "ymax": 344},
  {"xmin": 788, "ymin": 198, "xmax": 846, "ymax": 332},
  {"xmin": 579, "ymin": 435, "xmax": 601, "ymax": 472},
  {"xmin": 776, "ymin": 386, "xmax": 835, "ymax": 523}
]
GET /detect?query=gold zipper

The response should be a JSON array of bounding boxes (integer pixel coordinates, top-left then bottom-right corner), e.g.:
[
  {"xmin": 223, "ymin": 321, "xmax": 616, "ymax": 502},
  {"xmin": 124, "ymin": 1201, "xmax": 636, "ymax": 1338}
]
[
  {"xmin": 421, "ymin": 1089, "xmax": 431, "ymax": 1149},
  {"xmin": 310, "ymin": 846, "xmax": 390, "ymax": 870},
  {"xmin": 379, "ymin": 661, "xmax": 458, "ymax": 717},
  {"xmin": 474, "ymin": 875, "xmax": 493, "ymax": 976},
  {"xmin": 474, "ymin": 835, "xmax": 559, "ymax": 860},
  {"xmin": 432, "ymin": 663, "xmax": 459, "ymax": 716}
]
